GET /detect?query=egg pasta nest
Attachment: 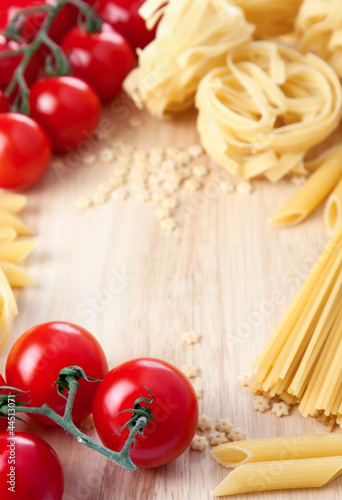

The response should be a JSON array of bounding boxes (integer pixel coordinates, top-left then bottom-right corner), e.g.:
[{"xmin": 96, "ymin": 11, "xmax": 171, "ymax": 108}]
[
  {"xmin": 195, "ymin": 41, "xmax": 342, "ymax": 182},
  {"xmin": 124, "ymin": 0, "xmax": 254, "ymax": 118}
]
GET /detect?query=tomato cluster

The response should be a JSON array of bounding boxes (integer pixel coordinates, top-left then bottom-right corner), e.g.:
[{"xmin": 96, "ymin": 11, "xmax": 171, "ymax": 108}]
[
  {"xmin": 0, "ymin": 321, "xmax": 198, "ymax": 498},
  {"xmin": 0, "ymin": 0, "xmax": 156, "ymax": 190}
]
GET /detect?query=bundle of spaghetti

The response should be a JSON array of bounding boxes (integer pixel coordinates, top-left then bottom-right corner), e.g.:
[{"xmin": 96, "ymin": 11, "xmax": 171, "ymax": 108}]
[
  {"xmin": 295, "ymin": 0, "xmax": 342, "ymax": 80},
  {"xmin": 229, "ymin": 0, "xmax": 303, "ymax": 38},
  {"xmin": 271, "ymin": 147, "xmax": 342, "ymax": 227},
  {"xmin": 250, "ymin": 223, "xmax": 342, "ymax": 428},
  {"xmin": 211, "ymin": 435, "xmax": 342, "ymax": 496},
  {"xmin": 0, "ymin": 194, "xmax": 36, "ymax": 351},
  {"xmin": 124, "ymin": 0, "xmax": 254, "ymax": 118},
  {"xmin": 195, "ymin": 40, "xmax": 342, "ymax": 181}
]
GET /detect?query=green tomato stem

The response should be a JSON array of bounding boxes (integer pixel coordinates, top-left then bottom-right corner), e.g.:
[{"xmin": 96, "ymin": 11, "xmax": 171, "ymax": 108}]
[
  {"xmin": 1, "ymin": 0, "xmax": 102, "ymax": 115},
  {"xmin": 0, "ymin": 370, "xmax": 153, "ymax": 471}
]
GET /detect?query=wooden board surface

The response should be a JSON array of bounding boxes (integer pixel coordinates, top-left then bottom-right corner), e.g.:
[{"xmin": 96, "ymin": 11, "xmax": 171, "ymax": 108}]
[{"xmin": 0, "ymin": 106, "xmax": 340, "ymax": 500}]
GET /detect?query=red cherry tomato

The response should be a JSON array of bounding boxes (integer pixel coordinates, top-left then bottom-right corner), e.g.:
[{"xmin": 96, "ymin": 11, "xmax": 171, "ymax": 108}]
[
  {"xmin": 0, "ymin": 89, "xmax": 10, "ymax": 112},
  {"xmin": 97, "ymin": 0, "xmax": 157, "ymax": 50},
  {"xmin": 29, "ymin": 76, "xmax": 101, "ymax": 153},
  {"xmin": 0, "ymin": 375, "xmax": 8, "ymax": 431},
  {"xmin": 0, "ymin": 112, "xmax": 51, "ymax": 191},
  {"xmin": 93, "ymin": 358, "xmax": 199, "ymax": 468},
  {"xmin": 61, "ymin": 24, "xmax": 135, "ymax": 103},
  {"xmin": 0, "ymin": 35, "xmax": 40, "ymax": 87},
  {"xmin": 0, "ymin": 1, "xmax": 78, "ymax": 43},
  {"xmin": 6, "ymin": 322, "xmax": 108, "ymax": 426},
  {"xmin": 0, "ymin": 432, "xmax": 64, "ymax": 500}
]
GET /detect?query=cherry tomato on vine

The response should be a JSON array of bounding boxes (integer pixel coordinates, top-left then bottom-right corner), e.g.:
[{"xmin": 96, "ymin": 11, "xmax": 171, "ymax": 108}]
[
  {"xmin": 0, "ymin": 374, "xmax": 8, "ymax": 432},
  {"xmin": 29, "ymin": 76, "xmax": 101, "ymax": 153},
  {"xmin": 6, "ymin": 322, "xmax": 108, "ymax": 426},
  {"xmin": 0, "ymin": 432, "xmax": 64, "ymax": 500},
  {"xmin": 0, "ymin": 35, "xmax": 40, "ymax": 87},
  {"xmin": 0, "ymin": 0, "xmax": 79, "ymax": 43},
  {"xmin": 97, "ymin": 0, "xmax": 158, "ymax": 50},
  {"xmin": 0, "ymin": 89, "xmax": 10, "ymax": 112},
  {"xmin": 0, "ymin": 112, "xmax": 51, "ymax": 191},
  {"xmin": 93, "ymin": 358, "xmax": 199, "ymax": 468},
  {"xmin": 61, "ymin": 23, "xmax": 135, "ymax": 103}
]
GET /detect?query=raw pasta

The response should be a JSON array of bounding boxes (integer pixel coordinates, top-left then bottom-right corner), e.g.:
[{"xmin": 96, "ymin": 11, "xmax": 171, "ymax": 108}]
[
  {"xmin": 271, "ymin": 153, "xmax": 342, "ymax": 226},
  {"xmin": 195, "ymin": 41, "xmax": 342, "ymax": 180},
  {"xmin": 124, "ymin": 0, "xmax": 253, "ymax": 118},
  {"xmin": 296, "ymin": 0, "xmax": 342, "ymax": 80},
  {"xmin": 325, "ymin": 177, "xmax": 342, "ymax": 235},
  {"xmin": 0, "ymin": 195, "xmax": 35, "ymax": 351},
  {"xmin": 212, "ymin": 456, "xmax": 342, "ymax": 496},
  {"xmin": 251, "ymin": 223, "xmax": 342, "ymax": 428}
]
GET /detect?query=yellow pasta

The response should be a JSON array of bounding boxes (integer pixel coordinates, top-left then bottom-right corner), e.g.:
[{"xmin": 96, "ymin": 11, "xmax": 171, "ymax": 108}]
[
  {"xmin": 271, "ymin": 154, "xmax": 342, "ymax": 226},
  {"xmin": 0, "ymin": 268, "xmax": 18, "ymax": 353},
  {"xmin": 0, "ymin": 262, "xmax": 35, "ymax": 288},
  {"xmin": 0, "ymin": 240, "xmax": 37, "ymax": 264},
  {"xmin": 211, "ymin": 434, "xmax": 342, "ymax": 468},
  {"xmin": 0, "ymin": 194, "xmax": 26, "ymax": 213},
  {"xmin": 251, "ymin": 223, "xmax": 342, "ymax": 428},
  {"xmin": 296, "ymin": 0, "xmax": 342, "ymax": 80},
  {"xmin": 0, "ymin": 209, "xmax": 34, "ymax": 236},
  {"xmin": 0, "ymin": 194, "xmax": 36, "ymax": 351},
  {"xmin": 124, "ymin": 0, "xmax": 253, "ymax": 118},
  {"xmin": 212, "ymin": 456, "xmax": 342, "ymax": 496},
  {"xmin": 325, "ymin": 177, "xmax": 342, "ymax": 235},
  {"xmin": 196, "ymin": 41, "xmax": 342, "ymax": 181},
  {"xmin": 229, "ymin": 0, "xmax": 303, "ymax": 39}
]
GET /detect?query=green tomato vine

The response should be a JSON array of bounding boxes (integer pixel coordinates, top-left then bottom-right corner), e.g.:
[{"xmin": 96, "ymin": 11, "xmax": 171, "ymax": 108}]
[{"xmin": 0, "ymin": 0, "xmax": 102, "ymax": 115}]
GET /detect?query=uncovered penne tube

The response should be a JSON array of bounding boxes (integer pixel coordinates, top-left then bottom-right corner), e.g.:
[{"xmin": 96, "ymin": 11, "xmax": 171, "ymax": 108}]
[
  {"xmin": 0, "ymin": 194, "xmax": 27, "ymax": 213},
  {"xmin": 324, "ymin": 177, "xmax": 342, "ymax": 235},
  {"xmin": 0, "ymin": 227, "xmax": 17, "ymax": 242},
  {"xmin": 271, "ymin": 155, "xmax": 342, "ymax": 226},
  {"xmin": 0, "ymin": 209, "xmax": 34, "ymax": 236},
  {"xmin": 211, "ymin": 434, "xmax": 342, "ymax": 468},
  {"xmin": 0, "ymin": 269, "xmax": 18, "ymax": 352},
  {"xmin": 0, "ymin": 240, "xmax": 37, "ymax": 263},
  {"xmin": 212, "ymin": 456, "xmax": 342, "ymax": 496},
  {"xmin": 0, "ymin": 262, "xmax": 35, "ymax": 287}
]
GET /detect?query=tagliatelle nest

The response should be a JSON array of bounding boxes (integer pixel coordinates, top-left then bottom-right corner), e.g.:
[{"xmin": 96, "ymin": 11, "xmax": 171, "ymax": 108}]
[
  {"xmin": 124, "ymin": 0, "xmax": 254, "ymax": 118},
  {"xmin": 296, "ymin": 0, "xmax": 342, "ymax": 80},
  {"xmin": 195, "ymin": 41, "xmax": 342, "ymax": 182}
]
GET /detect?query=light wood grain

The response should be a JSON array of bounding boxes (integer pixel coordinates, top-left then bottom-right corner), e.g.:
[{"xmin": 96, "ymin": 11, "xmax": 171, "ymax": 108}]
[{"xmin": 0, "ymin": 106, "xmax": 341, "ymax": 500}]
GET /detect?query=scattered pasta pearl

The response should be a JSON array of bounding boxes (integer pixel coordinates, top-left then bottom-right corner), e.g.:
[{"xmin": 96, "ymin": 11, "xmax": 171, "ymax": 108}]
[
  {"xmin": 83, "ymin": 154, "xmax": 97, "ymax": 166},
  {"xmin": 271, "ymin": 402, "xmax": 290, "ymax": 417},
  {"xmin": 191, "ymin": 434, "xmax": 209, "ymax": 451},
  {"xmin": 192, "ymin": 385, "xmax": 202, "ymax": 399},
  {"xmin": 219, "ymin": 181, "xmax": 234, "ymax": 194},
  {"xmin": 184, "ymin": 178, "xmax": 202, "ymax": 191},
  {"xmin": 160, "ymin": 217, "xmax": 177, "ymax": 232},
  {"xmin": 181, "ymin": 364, "xmax": 199, "ymax": 379},
  {"xmin": 112, "ymin": 188, "xmax": 128, "ymax": 202},
  {"xmin": 128, "ymin": 116, "xmax": 143, "ymax": 128},
  {"xmin": 154, "ymin": 206, "xmax": 171, "ymax": 220},
  {"xmin": 209, "ymin": 432, "xmax": 228, "ymax": 446},
  {"xmin": 193, "ymin": 165, "xmax": 208, "ymax": 178},
  {"xmin": 197, "ymin": 415, "xmax": 213, "ymax": 432},
  {"xmin": 238, "ymin": 373, "xmax": 252, "ymax": 387},
  {"xmin": 188, "ymin": 144, "xmax": 204, "ymax": 158},
  {"xmin": 182, "ymin": 331, "xmax": 200, "ymax": 345},
  {"xmin": 227, "ymin": 427, "xmax": 247, "ymax": 441},
  {"xmin": 237, "ymin": 181, "xmax": 253, "ymax": 194},
  {"xmin": 75, "ymin": 197, "xmax": 92, "ymax": 211},
  {"xmin": 252, "ymin": 395, "xmax": 270, "ymax": 412},
  {"xmin": 99, "ymin": 148, "xmax": 115, "ymax": 163},
  {"xmin": 215, "ymin": 418, "xmax": 234, "ymax": 434}
]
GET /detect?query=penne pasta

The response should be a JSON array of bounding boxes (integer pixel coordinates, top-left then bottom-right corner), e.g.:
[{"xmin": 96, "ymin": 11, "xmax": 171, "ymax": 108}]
[
  {"xmin": 0, "ymin": 261, "xmax": 35, "ymax": 287},
  {"xmin": 212, "ymin": 456, "xmax": 342, "ymax": 496},
  {"xmin": 0, "ymin": 209, "xmax": 34, "ymax": 236},
  {"xmin": 0, "ymin": 227, "xmax": 17, "ymax": 242},
  {"xmin": 0, "ymin": 240, "xmax": 37, "ymax": 264},
  {"xmin": 0, "ymin": 269, "xmax": 18, "ymax": 353},
  {"xmin": 0, "ymin": 194, "xmax": 27, "ymax": 213},
  {"xmin": 271, "ymin": 155, "xmax": 342, "ymax": 226},
  {"xmin": 211, "ymin": 434, "xmax": 342, "ymax": 468},
  {"xmin": 325, "ymin": 177, "xmax": 342, "ymax": 235}
]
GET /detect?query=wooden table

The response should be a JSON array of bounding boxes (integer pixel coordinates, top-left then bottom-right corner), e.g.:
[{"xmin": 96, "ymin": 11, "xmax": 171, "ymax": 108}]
[{"xmin": 1, "ymin": 106, "xmax": 340, "ymax": 500}]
